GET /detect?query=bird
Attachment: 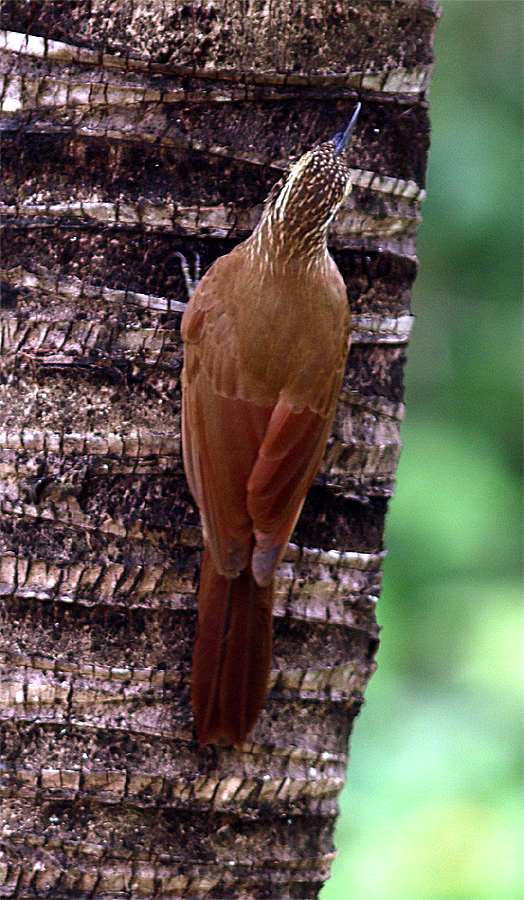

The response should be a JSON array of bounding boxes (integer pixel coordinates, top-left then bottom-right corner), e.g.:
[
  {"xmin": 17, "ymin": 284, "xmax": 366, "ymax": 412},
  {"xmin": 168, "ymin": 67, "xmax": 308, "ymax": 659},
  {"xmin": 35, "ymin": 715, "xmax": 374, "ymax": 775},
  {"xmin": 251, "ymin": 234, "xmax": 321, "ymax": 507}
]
[{"xmin": 181, "ymin": 103, "xmax": 360, "ymax": 746}]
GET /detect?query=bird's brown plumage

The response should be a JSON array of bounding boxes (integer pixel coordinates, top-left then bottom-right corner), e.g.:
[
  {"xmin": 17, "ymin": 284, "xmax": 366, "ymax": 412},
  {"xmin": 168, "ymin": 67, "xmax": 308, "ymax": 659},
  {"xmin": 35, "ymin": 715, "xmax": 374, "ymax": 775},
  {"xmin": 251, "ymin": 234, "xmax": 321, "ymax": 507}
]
[{"xmin": 181, "ymin": 125, "xmax": 357, "ymax": 746}]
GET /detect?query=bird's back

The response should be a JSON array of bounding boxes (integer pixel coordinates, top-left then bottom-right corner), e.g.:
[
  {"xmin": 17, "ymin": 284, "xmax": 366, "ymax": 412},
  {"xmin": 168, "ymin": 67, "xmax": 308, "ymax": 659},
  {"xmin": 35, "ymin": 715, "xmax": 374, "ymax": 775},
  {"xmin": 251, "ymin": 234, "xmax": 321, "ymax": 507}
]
[{"xmin": 182, "ymin": 242, "xmax": 350, "ymax": 416}]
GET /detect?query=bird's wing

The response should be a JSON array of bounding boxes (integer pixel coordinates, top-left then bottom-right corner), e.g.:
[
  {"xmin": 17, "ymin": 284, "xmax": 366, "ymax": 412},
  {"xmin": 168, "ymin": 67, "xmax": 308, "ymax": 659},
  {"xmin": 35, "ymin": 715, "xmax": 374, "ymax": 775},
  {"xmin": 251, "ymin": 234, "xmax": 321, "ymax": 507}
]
[
  {"xmin": 182, "ymin": 362, "xmax": 273, "ymax": 577},
  {"xmin": 181, "ymin": 260, "xmax": 274, "ymax": 578},
  {"xmin": 247, "ymin": 394, "xmax": 339, "ymax": 586}
]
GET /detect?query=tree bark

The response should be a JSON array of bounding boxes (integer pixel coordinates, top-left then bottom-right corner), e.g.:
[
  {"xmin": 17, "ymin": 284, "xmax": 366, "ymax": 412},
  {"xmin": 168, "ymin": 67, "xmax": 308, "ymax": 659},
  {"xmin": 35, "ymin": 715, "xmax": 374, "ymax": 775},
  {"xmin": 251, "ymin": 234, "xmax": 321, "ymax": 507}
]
[{"xmin": 0, "ymin": 1, "xmax": 438, "ymax": 896}]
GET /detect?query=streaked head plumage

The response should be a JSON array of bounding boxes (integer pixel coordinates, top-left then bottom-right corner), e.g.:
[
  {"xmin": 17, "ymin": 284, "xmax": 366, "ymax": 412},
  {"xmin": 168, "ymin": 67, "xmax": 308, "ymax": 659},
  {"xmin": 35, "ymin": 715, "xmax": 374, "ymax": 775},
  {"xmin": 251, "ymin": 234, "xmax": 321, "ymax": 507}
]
[
  {"xmin": 257, "ymin": 103, "xmax": 360, "ymax": 258},
  {"xmin": 272, "ymin": 141, "xmax": 354, "ymax": 226}
]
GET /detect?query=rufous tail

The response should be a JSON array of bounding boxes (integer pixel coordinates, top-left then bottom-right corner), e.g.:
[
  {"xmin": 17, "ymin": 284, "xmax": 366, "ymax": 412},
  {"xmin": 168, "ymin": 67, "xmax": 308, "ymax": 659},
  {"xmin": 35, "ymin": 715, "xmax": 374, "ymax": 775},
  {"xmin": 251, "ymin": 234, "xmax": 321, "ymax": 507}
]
[{"xmin": 192, "ymin": 546, "xmax": 274, "ymax": 746}]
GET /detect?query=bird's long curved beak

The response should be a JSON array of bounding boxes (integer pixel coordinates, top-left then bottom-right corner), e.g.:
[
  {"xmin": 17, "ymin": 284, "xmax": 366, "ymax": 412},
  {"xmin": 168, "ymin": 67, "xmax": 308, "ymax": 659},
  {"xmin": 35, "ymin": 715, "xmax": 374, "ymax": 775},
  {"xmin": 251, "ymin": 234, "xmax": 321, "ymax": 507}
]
[{"xmin": 332, "ymin": 102, "xmax": 361, "ymax": 155}]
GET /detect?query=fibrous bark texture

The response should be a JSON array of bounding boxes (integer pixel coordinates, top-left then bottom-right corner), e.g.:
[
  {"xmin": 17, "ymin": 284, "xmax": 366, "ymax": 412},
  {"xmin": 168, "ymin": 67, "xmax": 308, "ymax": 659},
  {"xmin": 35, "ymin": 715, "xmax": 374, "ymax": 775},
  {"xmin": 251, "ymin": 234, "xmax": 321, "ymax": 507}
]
[{"xmin": 0, "ymin": 1, "xmax": 438, "ymax": 897}]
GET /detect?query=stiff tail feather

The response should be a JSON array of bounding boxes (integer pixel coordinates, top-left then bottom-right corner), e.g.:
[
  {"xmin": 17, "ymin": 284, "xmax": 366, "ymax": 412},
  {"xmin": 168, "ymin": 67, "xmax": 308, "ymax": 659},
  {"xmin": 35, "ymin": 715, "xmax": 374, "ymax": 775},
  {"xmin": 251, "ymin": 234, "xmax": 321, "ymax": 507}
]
[{"xmin": 192, "ymin": 546, "xmax": 274, "ymax": 746}]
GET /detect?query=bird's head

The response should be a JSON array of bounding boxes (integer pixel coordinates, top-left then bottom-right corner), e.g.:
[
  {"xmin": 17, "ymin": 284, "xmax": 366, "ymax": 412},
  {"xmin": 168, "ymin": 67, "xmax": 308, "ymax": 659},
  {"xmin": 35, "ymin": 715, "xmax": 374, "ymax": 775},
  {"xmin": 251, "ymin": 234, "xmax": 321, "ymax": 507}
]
[{"xmin": 257, "ymin": 103, "xmax": 360, "ymax": 259}]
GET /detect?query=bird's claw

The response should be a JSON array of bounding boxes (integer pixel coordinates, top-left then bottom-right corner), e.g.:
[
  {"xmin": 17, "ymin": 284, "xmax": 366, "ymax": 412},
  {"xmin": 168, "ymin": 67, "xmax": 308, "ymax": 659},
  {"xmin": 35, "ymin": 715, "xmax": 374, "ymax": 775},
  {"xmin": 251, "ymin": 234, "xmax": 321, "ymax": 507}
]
[{"xmin": 175, "ymin": 251, "xmax": 201, "ymax": 299}]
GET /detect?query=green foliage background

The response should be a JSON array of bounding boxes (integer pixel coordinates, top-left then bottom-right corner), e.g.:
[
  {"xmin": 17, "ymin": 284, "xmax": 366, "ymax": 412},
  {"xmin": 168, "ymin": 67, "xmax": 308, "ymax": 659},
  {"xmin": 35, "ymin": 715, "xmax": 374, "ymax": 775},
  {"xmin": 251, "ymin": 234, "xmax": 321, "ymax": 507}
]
[{"xmin": 323, "ymin": 3, "xmax": 523, "ymax": 898}]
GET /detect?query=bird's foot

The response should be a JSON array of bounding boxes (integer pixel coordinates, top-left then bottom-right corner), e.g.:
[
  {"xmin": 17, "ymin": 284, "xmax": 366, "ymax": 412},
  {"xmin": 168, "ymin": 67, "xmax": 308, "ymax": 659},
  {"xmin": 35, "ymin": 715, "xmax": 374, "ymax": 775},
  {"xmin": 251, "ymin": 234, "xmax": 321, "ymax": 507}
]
[{"xmin": 175, "ymin": 250, "xmax": 201, "ymax": 299}]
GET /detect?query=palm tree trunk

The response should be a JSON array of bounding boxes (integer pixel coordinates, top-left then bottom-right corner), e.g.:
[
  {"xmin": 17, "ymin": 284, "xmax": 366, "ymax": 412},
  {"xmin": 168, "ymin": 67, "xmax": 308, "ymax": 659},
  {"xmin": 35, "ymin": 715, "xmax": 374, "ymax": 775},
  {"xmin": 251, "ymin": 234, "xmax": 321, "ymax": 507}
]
[{"xmin": 0, "ymin": 1, "xmax": 439, "ymax": 896}]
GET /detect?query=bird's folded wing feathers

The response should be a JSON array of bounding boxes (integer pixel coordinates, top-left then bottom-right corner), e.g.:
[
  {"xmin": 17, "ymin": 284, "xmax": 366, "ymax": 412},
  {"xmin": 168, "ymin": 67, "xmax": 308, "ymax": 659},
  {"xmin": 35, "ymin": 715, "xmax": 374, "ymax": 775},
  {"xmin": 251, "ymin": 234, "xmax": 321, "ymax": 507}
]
[
  {"xmin": 247, "ymin": 397, "xmax": 336, "ymax": 585},
  {"xmin": 182, "ymin": 358, "xmax": 273, "ymax": 578}
]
